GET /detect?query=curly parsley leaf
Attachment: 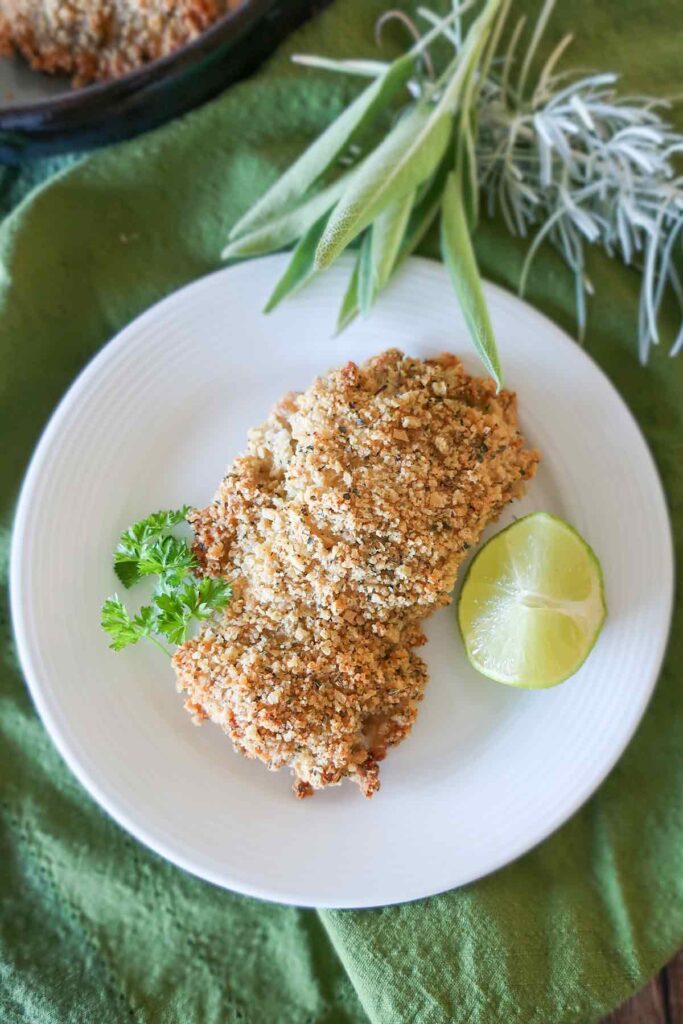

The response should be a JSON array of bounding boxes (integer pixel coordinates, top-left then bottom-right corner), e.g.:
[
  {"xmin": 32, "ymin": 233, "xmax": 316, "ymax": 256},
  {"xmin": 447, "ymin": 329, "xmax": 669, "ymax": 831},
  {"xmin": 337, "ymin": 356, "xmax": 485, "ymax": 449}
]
[
  {"xmin": 154, "ymin": 578, "xmax": 232, "ymax": 646},
  {"xmin": 113, "ymin": 506, "xmax": 191, "ymax": 588},
  {"xmin": 101, "ymin": 596, "xmax": 155, "ymax": 651},
  {"xmin": 137, "ymin": 536, "xmax": 197, "ymax": 585},
  {"xmin": 103, "ymin": 506, "xmax": 231, "ymax": 657},
  {"xmin": 194, "ymin": 577, "xmax": 233, "ymax": 619}
]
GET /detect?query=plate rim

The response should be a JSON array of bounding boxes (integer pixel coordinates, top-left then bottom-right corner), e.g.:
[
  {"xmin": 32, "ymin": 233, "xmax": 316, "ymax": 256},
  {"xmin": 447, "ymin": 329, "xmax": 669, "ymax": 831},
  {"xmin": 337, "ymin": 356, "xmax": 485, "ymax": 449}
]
[{"xmin": 9, "ymin": 256, "xmax": 676, "ymax": 908}]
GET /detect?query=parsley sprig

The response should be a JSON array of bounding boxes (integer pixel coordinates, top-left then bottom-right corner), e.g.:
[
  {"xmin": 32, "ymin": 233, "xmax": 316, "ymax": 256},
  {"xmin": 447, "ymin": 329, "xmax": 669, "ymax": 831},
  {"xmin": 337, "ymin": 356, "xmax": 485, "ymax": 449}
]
[{"xmin": 101, "ymin": 508, "xmax": 231, "ymax": 656}]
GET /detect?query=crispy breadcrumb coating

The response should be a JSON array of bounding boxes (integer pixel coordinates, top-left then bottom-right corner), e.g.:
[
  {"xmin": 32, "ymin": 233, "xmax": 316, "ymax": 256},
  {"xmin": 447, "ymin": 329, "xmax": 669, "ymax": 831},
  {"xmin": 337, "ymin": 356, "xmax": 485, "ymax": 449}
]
[
  {"xmin": 173, "ymin": 350, "xmax": 540, "ymax": 797},
  {"xmin": 175, "ymin": 586, "xmax": 428, "ymax": 798},
  {"xmin": 0, "ymin": 0, "xmax": 242, "ymax": 86}
]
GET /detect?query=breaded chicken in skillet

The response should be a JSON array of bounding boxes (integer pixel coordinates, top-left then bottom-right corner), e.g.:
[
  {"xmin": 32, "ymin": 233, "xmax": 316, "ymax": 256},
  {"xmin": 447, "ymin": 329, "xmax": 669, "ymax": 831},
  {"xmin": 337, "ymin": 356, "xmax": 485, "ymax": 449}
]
[{"xmin": 0, "ymin": 0, "xmax": 241, "ymax": 85}]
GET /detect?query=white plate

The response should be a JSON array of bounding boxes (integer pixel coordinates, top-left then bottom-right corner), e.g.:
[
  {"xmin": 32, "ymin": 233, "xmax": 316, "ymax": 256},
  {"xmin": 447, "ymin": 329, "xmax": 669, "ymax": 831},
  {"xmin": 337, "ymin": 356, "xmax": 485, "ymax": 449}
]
[{"xmin": 11, "ymin": 256, "xmax": 674, "ymax": 909}]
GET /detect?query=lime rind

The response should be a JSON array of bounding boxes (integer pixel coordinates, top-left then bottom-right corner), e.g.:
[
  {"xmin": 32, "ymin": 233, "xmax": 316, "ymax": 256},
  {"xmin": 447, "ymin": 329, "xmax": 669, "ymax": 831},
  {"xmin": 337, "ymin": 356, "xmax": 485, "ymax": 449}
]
[{"xmin": 457, "ymin": 512, "xmax": 607, "ymax": 689}]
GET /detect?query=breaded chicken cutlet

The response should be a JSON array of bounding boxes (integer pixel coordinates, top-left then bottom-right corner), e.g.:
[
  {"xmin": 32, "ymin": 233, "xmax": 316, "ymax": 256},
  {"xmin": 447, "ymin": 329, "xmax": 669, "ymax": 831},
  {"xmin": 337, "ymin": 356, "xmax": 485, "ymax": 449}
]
[
  {"xmin": 0, "ymin": 0, "xmax": 241, "ymax": 86},
  {"xmin": 176, "ymin": 589, "xmax": 428, "ymax": 798},
  {"xmin": 174, "ymin": 350, "xmax": 540, "ymax": 797}
]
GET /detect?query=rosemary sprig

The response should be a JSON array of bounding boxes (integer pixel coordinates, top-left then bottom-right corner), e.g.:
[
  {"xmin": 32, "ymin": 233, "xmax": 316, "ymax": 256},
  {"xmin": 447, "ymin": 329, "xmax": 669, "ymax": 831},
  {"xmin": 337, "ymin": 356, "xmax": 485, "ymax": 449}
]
[
  {"xmin": 476, "ymin": 0, "xmax": 683, "ymax": 360},
  {"xmin": 224, "ymin": 0, "xmax": 683, "ymax": 372}
]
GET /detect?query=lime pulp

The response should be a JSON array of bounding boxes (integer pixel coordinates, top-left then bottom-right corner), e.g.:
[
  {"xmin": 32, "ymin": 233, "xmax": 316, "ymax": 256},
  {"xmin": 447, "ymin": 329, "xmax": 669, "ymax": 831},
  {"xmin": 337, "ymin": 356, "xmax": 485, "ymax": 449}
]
[{"xmin": 457, "ymin": 512, "xmax": 607, "ymax": 688}]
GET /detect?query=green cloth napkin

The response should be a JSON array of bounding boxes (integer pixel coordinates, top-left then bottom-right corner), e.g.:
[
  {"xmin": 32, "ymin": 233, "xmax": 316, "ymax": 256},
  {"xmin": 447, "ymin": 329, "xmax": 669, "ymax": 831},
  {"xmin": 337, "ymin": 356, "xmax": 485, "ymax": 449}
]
[{"xmin": 2, "ymin": 2, "xmax": 682, "ymax": 1022}]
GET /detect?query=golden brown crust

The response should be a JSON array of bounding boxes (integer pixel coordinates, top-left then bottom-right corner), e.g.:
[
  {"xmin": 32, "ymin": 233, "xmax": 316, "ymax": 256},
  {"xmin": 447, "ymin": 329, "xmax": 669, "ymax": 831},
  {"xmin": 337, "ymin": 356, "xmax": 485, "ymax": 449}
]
[
  {"xmin": 191, "ymin": 349, "xmax": 539, "ymax": 628},
  {"xmin": 175, "ymin": 350, "xmax": 540, "ymax": 797},
  {"xmin": 174, "ymin": 586, "xmax": 428, "ymax": 797},
  {"xmin": 0, "ymin": 0, "xmax": 242, "ymax": 86}
]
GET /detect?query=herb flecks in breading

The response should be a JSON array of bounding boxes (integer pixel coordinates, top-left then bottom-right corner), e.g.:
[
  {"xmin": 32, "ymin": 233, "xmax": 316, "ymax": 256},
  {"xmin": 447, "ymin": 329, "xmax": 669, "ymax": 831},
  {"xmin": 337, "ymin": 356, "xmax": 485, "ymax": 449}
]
[{"xmin": 175, "ymin": 350, "xmax": 539, "ymax": 797}]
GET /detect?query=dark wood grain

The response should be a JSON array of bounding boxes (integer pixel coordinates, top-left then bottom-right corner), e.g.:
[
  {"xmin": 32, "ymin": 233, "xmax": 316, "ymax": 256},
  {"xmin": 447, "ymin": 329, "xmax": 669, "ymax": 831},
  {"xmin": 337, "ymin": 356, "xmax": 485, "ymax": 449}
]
[
  {"xmin": 600, "ymin": 954, "xmax": 683, "ymax": 1024},
  {"xmin": 602, "ymin": 975, "xmax": 668, "ymax": 1024},
  {"xmin": 665, "ymin": 950, "xmax": 683, "ymax": 1023}
]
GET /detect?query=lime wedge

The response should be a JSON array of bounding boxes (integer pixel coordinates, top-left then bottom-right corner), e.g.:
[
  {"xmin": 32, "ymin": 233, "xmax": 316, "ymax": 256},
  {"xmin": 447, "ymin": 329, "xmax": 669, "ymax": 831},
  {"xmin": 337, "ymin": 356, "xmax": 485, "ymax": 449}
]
[{"xmin": 457, "ymin": 513, "xmax": 606, "ymax": 688}]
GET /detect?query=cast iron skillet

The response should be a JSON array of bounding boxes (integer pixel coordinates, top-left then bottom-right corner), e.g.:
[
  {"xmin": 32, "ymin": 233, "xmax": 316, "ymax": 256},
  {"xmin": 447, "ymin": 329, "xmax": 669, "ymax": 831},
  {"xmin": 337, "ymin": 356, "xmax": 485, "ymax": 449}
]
[{"xmin": 0, "ymin": 0, "xmax": 323, "ymax": 161}]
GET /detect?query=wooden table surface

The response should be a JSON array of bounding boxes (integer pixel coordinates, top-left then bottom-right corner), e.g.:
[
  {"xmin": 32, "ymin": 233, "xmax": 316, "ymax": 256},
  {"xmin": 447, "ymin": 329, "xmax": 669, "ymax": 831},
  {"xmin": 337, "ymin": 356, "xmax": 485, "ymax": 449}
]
[{"xmin": 602, "ymin": 952, "xmax": 682, "ymax": 1023}]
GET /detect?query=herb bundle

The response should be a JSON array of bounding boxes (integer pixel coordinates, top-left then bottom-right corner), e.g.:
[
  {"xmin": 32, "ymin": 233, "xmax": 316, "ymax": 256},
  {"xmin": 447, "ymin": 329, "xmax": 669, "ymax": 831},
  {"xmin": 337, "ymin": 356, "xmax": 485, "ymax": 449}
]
[
  {"xmin": 223, "ymin": 0, "xmax": 683, "ymax": 379},
  {"xmin": 101, "ymin": 508, "xmax": 231, "ymax": 656},
  {"xmin": 225, "ymin": 0, "xmax": 506, "ymax": 385}
]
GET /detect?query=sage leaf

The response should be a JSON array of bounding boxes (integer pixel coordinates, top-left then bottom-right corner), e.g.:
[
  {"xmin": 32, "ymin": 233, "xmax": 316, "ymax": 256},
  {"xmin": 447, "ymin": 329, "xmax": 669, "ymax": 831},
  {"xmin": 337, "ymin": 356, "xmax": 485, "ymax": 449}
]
[
  {"xmin": 315, "ymin": 103, "xmax": 453, "ymax": 269},
  {"xmin": 291, "ymin": 56, "xmax": 390, "ymax": 79},
  {"xmin": 314, "ymin": 0, "xmax": 502, "ymax": 269},
  {"xmin": 222, "ymin": 173, "xmax": 351, "ymax": 260},
  {"xmin": 263, "ymin": 215, "xmax": 328, "ymax": 312},
  {"xmin": 434, "ymin": 0, "xmax": 505, "ymax": 115},
  {"xmin": 478, "ymin": 0, "xmax": 512, "ymax": 94},
  {"xmin": 458, "ymin": 114, "xmax": 479, "ymax": 228},
  {"xmin": 440, "ymin": 170, "xmax": 502, "ymax": 388},
  {"xmin": 229, "ymin": 52, "xmax": 416, "ymax": 239},
  {"xmin": 399, "ymin": 163, "xmax": 450, "ymax": 259},
  {"xmin": 370, "ymin": 189, "xmax": 416, "ymax": 292},
  {"xmin": 336, "ymin": 257, "xmax": 361, "ymax": 333},
  {"xmin": 335, "ymin": 167, "xmax": 447, "ymax": 336},
  {"xmin": 357, "ymin": 230, "xmax": 375, "ymax": 316}
]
